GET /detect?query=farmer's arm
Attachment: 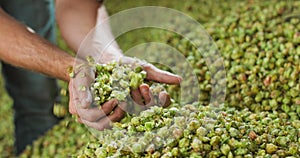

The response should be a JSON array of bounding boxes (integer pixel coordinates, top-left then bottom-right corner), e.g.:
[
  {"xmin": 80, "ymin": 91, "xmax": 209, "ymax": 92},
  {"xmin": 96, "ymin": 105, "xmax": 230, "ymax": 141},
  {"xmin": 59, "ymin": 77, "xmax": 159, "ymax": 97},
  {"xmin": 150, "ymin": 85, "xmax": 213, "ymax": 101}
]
[
  {"xmin": 56, "ymin": 0, "xmax": 122, "ymax": 60},
  {"xmin": 56, "ymin": 0, "xmax": 102, "ymax": 52},
  {"xmin": 0, "ymin": 8, "xmax": 76, "ymax": 82}
]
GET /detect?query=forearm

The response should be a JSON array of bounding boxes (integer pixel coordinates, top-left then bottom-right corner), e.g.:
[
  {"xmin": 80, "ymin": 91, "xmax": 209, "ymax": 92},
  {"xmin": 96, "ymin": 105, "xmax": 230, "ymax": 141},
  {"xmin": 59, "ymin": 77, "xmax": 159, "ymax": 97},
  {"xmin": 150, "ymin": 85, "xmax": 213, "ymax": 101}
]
[
  {"xmin": 56, "ymin": 0, "xmax": 122, "ymax": 62},
  {"xmin": 56, "ymin": 0, "xmax": 100, "ymax": 52},
  {"xmin": 0, "ymin": 8, "xmax": 76, "ymax": 82}
]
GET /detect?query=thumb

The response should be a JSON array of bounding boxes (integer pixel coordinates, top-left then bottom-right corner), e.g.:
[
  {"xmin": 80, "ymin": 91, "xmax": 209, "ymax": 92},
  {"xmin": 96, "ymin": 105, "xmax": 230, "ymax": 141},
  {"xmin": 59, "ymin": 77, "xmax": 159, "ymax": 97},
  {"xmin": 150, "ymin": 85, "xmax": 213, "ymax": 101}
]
[
  {"xmin": 120, "ymin": 56, "xmax": 182, "ymax": 84},
  {"xmin": 143, "ymin": 63, "xmax": 182, "ymax": 84}
]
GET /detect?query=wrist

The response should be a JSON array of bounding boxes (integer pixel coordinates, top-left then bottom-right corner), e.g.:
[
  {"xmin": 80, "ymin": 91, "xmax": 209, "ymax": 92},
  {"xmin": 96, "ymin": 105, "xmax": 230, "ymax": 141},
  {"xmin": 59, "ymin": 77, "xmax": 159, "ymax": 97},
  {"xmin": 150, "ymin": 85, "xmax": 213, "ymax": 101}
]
[{"xmin": 97, "ymin": 45, "xmax": 124, "ymax": 64}]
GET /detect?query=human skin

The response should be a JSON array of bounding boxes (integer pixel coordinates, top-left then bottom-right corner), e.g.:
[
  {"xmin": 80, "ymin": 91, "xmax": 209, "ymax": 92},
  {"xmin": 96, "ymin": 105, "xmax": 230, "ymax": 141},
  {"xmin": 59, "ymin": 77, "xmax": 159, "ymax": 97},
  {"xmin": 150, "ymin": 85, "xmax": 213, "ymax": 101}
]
[{"xmin": 0, "ymin": 8, "xmax": 74, "ymax": 82}]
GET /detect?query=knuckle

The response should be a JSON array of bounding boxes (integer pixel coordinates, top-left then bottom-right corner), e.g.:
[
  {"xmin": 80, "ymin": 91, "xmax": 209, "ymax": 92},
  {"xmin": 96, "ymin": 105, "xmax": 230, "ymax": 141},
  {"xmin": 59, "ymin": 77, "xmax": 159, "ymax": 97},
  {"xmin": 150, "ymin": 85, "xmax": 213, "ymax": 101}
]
[
  {"xmin": 96, "ymin": 125, "xmax": 105, "ymax": 131},
  {"xmin": 68, "ymin": 105, "xmax": 77, "ymax": 115},
  {"xmin": 69, "ymin": 109, "xmax": 76, "ymax": 115},
  {"xmin": 80, "ymin": 101, "xmax": 91, "ymax": 109},
  {"xmin": 142, "ymin": 63, "xmax": 152, "ymax": 70},
  {"xmin": 81, "ymin": 113, "xmax": 96, "ymax": 122},
  {"xmin": 96, "ymin": 123, "xmax": 109, "ymax": 131},
  {"xmin": 88, "ymin": 116, "xmax": 97, "ymax": 122}
]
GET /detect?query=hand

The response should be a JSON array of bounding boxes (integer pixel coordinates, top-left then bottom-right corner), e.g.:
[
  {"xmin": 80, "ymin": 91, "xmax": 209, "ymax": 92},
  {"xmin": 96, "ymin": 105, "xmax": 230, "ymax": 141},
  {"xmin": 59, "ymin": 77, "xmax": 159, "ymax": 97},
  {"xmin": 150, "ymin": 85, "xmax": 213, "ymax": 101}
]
[
  {"xmin": 68, "ymin": 64, "xmax": 126, "ymax": 130},
  {"xmin": 120, "ymin": 56, "xmax": 182, "ymax": 109},
  {"xmin": 68, "ymin": 57, "xmax": 182, "ymax": 130}
]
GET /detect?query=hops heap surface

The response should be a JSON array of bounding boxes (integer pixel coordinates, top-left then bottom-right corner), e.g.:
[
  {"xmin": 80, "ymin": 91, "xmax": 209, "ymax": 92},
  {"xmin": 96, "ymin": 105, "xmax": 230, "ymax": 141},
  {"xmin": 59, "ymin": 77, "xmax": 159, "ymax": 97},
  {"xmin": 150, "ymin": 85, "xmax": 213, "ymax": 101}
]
[
  {"xmin": 16, "ymin": 0, "xmax": 300, "ymax": 157},
  {"xmin": 77, "ymin": 103, "xmax": 300, "ymax": 158},
  {"xmin": 19, "ymin": 118, "xmax": 95, "ymax": 158},
  {"xmin": 77, "ymin": 1, "xmax": 300, "ymax": 157}
]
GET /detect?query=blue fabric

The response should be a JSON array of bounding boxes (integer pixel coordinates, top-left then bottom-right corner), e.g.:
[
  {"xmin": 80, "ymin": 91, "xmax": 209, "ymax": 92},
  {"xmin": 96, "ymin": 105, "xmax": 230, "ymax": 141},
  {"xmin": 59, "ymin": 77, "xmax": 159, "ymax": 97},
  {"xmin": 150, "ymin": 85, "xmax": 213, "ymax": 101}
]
[
  {"xmin": 0, "ymin": 0, "xmax": 56, "ymax": 43},
  {"xmin": 0, "ymin": 0, "xmax": 60, "ymax": 155}
]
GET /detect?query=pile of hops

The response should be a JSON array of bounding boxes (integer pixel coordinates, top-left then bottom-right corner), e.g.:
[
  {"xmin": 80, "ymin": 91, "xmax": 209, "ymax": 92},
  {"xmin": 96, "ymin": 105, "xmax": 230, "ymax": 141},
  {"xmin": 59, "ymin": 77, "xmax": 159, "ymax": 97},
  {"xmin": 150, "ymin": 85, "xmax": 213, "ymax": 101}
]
[
  {"xmin": 146, "ymin": 0, "xmax": 300, "ymax": 115},
  {"xmin": 77, "ymin": 103, "xmax": 300, "ymax": 157},
  {"xmin": 19, "ymin": 118, "xmax": 95, "ymax": 158},
  {"xmin": 77, "ymin": 1, "xmax": 300, "ymax": 157},
  {"xmin": 20, "ymin": 0, "xmax": 300, "ymax": 157}
]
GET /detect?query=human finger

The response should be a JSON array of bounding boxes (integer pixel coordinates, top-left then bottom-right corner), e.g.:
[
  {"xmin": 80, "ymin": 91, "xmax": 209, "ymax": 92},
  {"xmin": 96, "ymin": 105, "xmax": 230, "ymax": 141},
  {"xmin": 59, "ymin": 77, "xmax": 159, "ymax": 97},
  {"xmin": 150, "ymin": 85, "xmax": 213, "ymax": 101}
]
[
  {"xmin": 139, "ymin": 84, "xmax": 154, "ymax": 106},
  {"xmin": 76, "ymin": 99, "xmax": 118, "ymax": 122},
  {"xmin": 158, "ymin": 91, "xmax": 171, "ymax": 108},
  {"xmin": 130, "ymin": 88, "xmax": 144, "ymax": 105},
  {"xmin": 81, "ymin": 103, "xmax": 127, "ymax": 131}
]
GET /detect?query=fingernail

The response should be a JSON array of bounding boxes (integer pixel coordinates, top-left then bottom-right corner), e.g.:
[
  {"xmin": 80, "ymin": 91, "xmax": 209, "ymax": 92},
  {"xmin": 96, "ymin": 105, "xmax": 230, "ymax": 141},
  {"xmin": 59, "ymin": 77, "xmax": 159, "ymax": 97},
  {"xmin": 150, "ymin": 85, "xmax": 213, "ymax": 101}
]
[
  {"xmin": 159, "ymin": 92, "xmax": 171, "ymax": 108},
  {"xmin": 177, "ymin": 76, "xmax": 183, "ymax": 83},
  {"xmin": 112, "ymin": 99, "xmax": 118, "ymax": 108},
  {"xmin": 140, "ymin": 83, "xmax": 149, "ymax": 88}
]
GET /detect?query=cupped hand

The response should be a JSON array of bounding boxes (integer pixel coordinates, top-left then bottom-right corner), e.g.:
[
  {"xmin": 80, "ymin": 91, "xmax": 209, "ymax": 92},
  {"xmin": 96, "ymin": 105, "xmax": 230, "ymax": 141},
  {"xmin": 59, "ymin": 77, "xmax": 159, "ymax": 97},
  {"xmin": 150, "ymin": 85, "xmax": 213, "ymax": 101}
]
[
  {"xmin": 68, "ymin": 57, "xmax": 182, "ymax": 131},
  {"xmin": 68, "ymin": 64, "xmax": 126, "ymax": 130},
  {"xmin": 120, "ymin": 56, "xmax": 182, "ymax": 109}
]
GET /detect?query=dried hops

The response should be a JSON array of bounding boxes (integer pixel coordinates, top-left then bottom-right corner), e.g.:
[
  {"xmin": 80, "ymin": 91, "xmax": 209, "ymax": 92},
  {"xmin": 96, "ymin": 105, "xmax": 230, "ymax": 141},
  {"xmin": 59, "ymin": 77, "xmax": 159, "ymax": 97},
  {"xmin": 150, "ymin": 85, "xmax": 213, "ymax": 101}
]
[
  {"xmin": 76, "ymin": 1, "xmax": 300, "ymax": 157},
  {"xmin": 21, "ymin": 0, "xmax": 300, "ymax": 157},
  {"xmin": 77, "ymin": 103, "xmax": 300, "ymax": 157},
  {"xmin": 90, "ymin": 61, "xmax": 146, "ymax": 105}
]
